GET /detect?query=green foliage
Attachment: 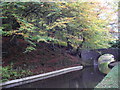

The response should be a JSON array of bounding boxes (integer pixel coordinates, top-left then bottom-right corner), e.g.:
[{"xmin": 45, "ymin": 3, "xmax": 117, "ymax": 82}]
[
  {"xmin": 1, "ymin": 64, "xmax": 32, "ymax": 82},
  {"xmin": 2, "ymin": 31, "xmax": 13, "ymax": 36},
  {"xmin": 1, "ymin": 2, "xmax": 115, "ymax": 51},
  {"xmin": 24, "ymin": 46, "xmax": 36, "ymax": 53},
  {"xmin": 110, "ymin": 40, "xmax": 120, "ymax": 48}
]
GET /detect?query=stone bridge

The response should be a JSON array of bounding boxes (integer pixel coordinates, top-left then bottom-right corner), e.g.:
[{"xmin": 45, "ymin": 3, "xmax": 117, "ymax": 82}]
[{"xmin": 81, "ymin": 48, "xmax": 120, "ymax": 66}]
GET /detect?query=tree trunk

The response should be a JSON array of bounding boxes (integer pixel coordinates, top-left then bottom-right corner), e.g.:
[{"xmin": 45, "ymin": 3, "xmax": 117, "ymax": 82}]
[
  {"xmin": 10, "ymin": 35, "xmax": 19, "ymax": 46},
  {"xmin": 76, "ymin": 37, "xmax": 85, "ymax": 58}
]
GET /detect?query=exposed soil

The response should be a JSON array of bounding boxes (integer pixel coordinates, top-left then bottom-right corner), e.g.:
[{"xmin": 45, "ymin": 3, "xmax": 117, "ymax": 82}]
[{"xmin": 2, "ymin": 37, "xmax": 82, "ymax": 79}]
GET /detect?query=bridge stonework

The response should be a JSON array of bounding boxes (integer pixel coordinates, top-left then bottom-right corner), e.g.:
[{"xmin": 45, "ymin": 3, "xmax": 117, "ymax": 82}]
[{"xmin": 81, "ymin": 48, "xmax": 120, "ymax": 66}]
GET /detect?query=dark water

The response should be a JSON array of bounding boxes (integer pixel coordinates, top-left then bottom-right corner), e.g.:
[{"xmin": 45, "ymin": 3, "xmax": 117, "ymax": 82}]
[{"xmin": 15, "ymin": 66, "xmax": 105, "ymax": 88}]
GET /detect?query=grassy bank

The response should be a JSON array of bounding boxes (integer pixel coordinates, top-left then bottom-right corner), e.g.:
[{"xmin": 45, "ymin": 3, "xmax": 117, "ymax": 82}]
[{"xmin": 95, "ymin": 63, "xmax": 120, "ymax": 89}]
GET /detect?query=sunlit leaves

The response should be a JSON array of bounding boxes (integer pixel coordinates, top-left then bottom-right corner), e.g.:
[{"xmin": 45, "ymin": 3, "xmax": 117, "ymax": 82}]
[
  {"xmin": 2, "ymin": 2, "xmax": 115, "ymax": 51},
  {"xmin": 24, "ymin": 46, "xmax": 36, "ymax": 53}
]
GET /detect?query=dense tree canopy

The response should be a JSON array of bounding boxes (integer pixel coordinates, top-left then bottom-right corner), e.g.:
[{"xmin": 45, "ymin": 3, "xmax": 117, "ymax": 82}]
[{"xmin": 1, "ymin": 1, "xmax": 117, "ymax": 52}]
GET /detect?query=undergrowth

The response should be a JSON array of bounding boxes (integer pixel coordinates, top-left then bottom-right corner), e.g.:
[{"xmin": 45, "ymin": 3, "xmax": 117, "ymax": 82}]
[{"xmin": 1, "ymin": 64, "xmax": 33, "ymax": 82}]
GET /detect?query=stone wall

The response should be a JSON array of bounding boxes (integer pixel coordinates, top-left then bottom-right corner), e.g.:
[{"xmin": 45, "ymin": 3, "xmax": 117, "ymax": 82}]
[{"xmin": 81, "ymin": 48, "xmax": 120, "ymax": 66}]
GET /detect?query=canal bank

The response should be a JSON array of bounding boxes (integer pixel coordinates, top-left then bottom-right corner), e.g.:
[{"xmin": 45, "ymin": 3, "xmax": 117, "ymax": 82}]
[
  {"xmin": 95, "ymin": 63, "xmax": 120, "ymax": 89},
  {"xmin": 2, "ymin": 66, "xmax": 105, "ymax": 88},
  {"xmin": 1, "ymin": 66, "xmax": 83, "ymax": 88}
]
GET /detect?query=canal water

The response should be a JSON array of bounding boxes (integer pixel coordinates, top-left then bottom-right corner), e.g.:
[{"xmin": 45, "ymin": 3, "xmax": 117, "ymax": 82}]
[{"xmin": 15, "ymin": 66, "xmax": 105, "ymax": 88}]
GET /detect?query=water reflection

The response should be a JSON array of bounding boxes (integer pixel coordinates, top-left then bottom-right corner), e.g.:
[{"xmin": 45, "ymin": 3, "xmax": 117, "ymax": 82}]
[{"xmin": 15, "ymin": 66, "xmax": 105, "ymax": 88}]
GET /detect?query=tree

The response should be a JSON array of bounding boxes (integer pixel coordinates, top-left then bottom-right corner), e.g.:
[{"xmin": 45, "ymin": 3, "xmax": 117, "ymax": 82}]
[{"xmin": 1, "ymin": 1, "xmax": 115, "ymax": 53}]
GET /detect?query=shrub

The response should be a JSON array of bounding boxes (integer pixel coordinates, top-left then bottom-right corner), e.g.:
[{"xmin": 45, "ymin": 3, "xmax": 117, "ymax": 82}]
[{"xmin": 1, "ymin": 64, "xmax": 32, "ymax": 82}]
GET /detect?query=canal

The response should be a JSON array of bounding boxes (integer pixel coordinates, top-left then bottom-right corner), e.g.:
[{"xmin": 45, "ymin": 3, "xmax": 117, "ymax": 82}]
[{"xmin": 13, "ymin": 66, "xmax": 105, "ymax": 88}]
